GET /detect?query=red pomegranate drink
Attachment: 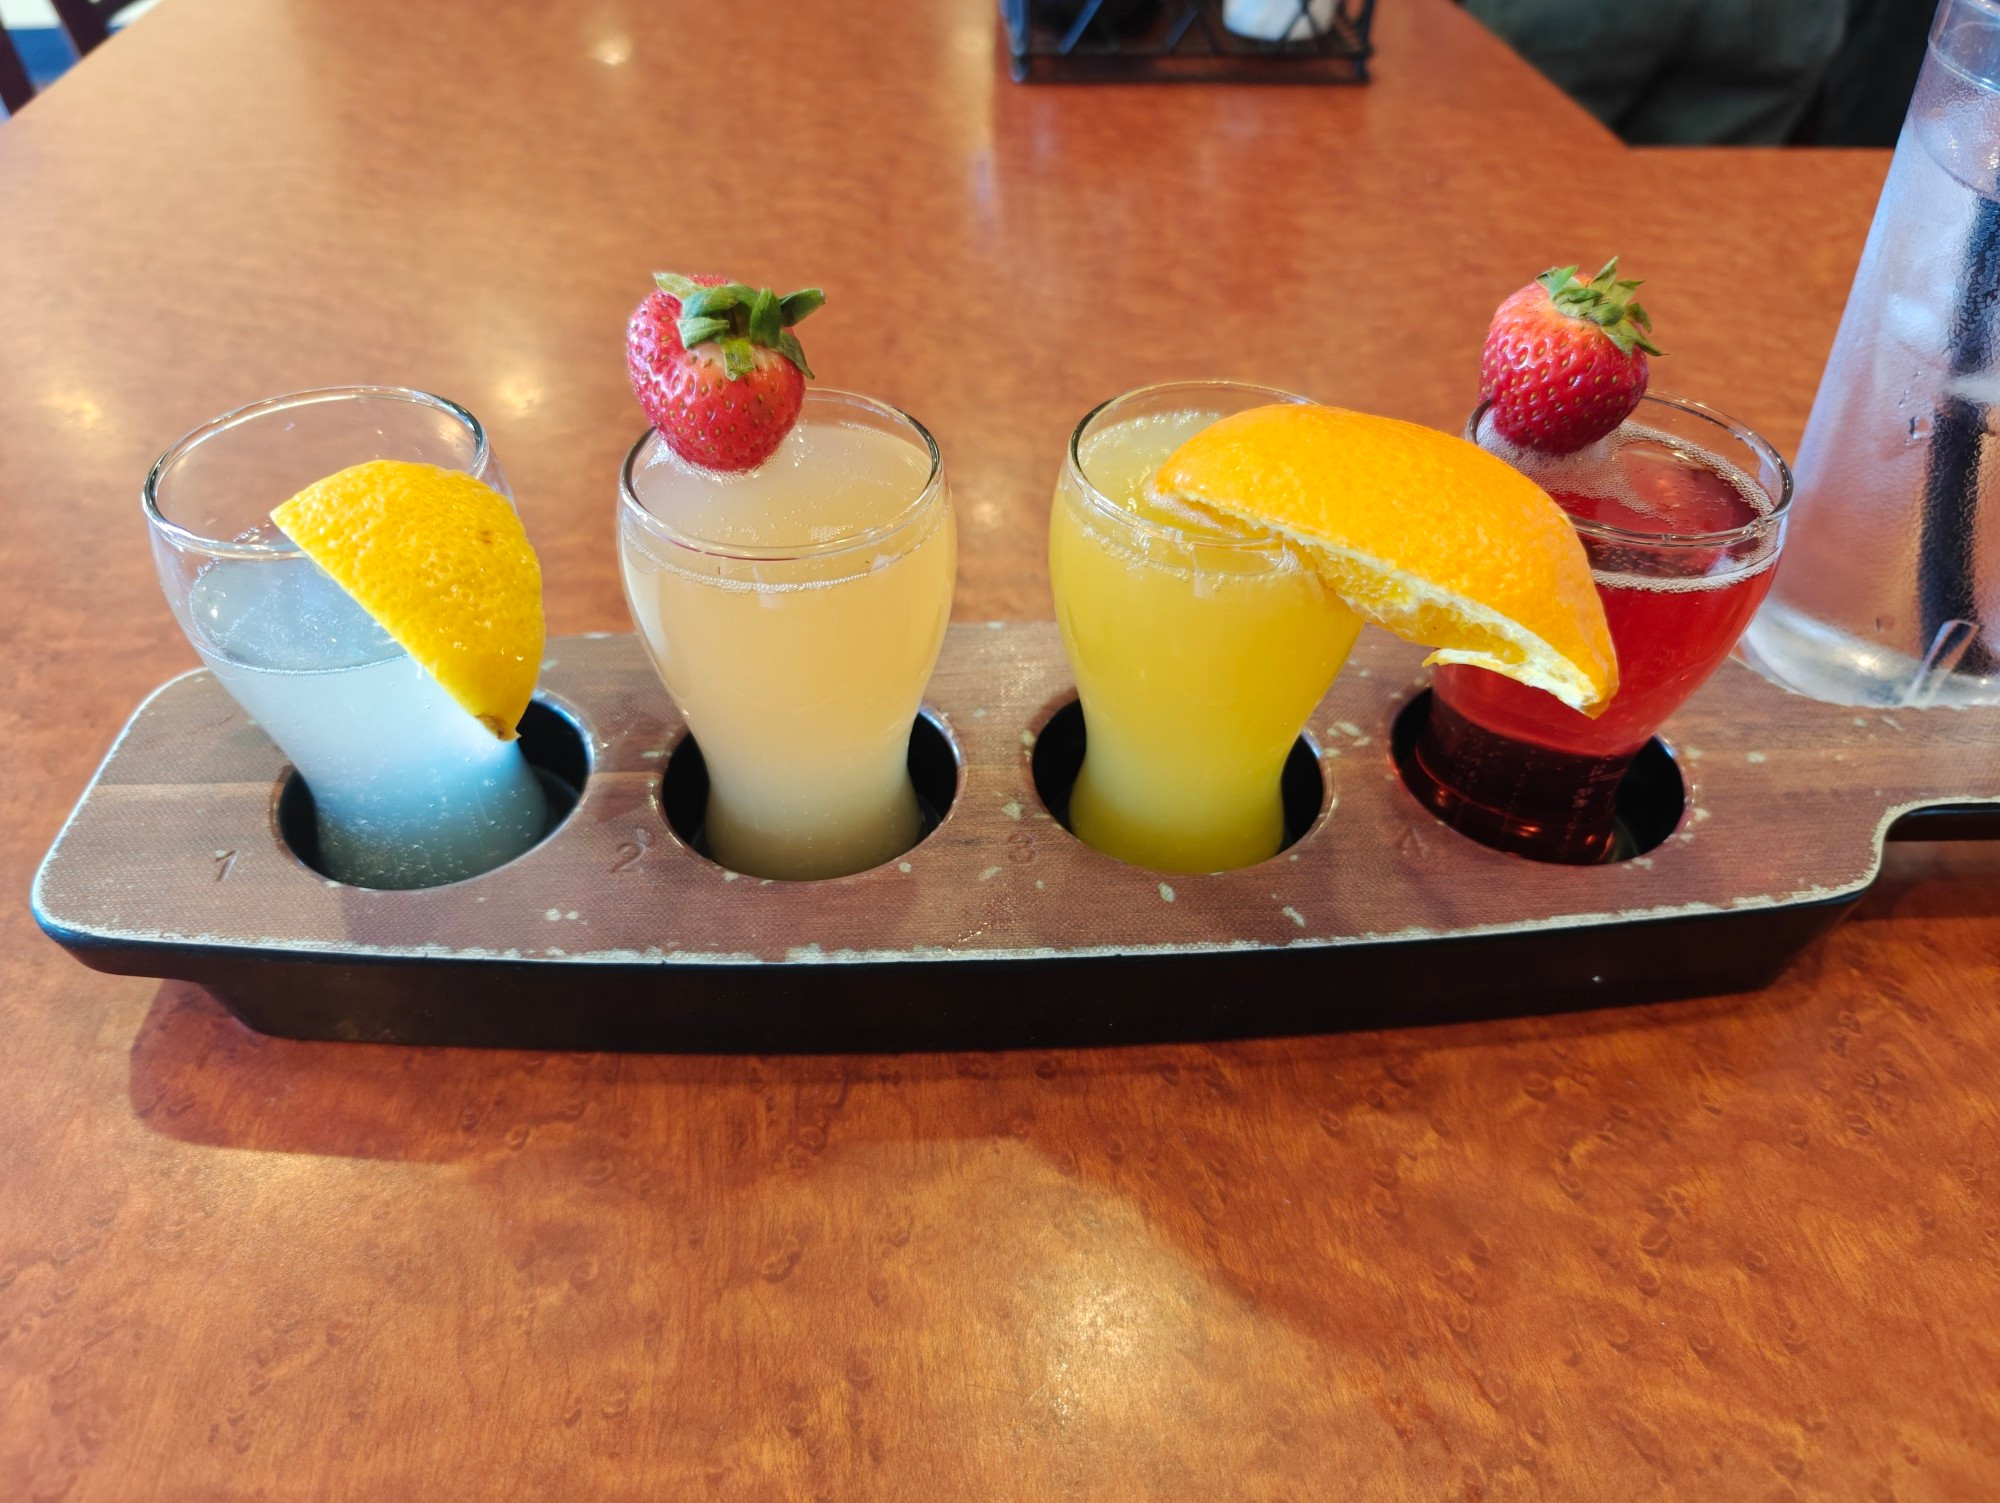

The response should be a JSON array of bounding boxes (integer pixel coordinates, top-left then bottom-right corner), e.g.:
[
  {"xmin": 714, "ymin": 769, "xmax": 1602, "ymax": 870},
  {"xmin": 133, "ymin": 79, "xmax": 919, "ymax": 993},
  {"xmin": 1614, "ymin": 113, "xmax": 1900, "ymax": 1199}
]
[{"xmin": 1408, "ymin": 393, "xmax": 1792, "ymax": 863}]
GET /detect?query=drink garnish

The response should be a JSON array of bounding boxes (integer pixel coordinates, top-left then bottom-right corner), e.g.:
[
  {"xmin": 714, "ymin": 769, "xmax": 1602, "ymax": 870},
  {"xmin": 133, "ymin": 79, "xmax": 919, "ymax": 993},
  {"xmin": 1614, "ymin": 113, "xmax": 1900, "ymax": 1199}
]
[
  {"xmin": 270, "ymin": 460, "xmax": 545, "ymax": 739},
  {"xmin": 627, "ymin": 272, "xmax": 826, "ymax": 472},
  {"xmin": 1481, "ymin": 258, "xmax": 1662, "ymax": 455},
  {"xmin": 1149, "ymin": 404, "xmax": 1619, "ymax": 714}
]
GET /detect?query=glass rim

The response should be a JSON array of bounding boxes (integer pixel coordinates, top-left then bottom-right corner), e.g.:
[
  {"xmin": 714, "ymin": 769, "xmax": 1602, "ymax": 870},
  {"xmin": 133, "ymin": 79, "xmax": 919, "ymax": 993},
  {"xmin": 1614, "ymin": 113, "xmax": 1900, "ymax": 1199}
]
[
  {"xmin": 1065, "ymin": 379, "xmax": 1314, "ymax": 552},
  {"xmin": 1467, "ymin": 391, "xmax": 1794, "ymax": 549},
  {"xmin": 142, "ymin": 386, "xmax": 491, "ymax": 561},
  {"xmin": 618, "ymin": 388, "xmax": 944, "ymax": 564},
  {"xmin": 1932, "ymin": 0, "xmax": 2000, "ymax": 88},
  {"xmin": 1938, "ymin": 0, "xmax": 2000, "ymax": 22}
]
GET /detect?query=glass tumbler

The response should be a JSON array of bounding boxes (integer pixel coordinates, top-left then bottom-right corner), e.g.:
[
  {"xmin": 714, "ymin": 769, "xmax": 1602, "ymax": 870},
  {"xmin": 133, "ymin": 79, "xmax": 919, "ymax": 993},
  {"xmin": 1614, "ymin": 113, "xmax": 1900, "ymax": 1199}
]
[
  {"xmin": 1744, "ymin": 0, "xmax": 2000, "ymax": 706},
  {"xmin": 145, "ymin": 387, "xmax": 550, "ymax": 890},
  {"xmin": 1048, "ymin": 381, "xmax": 1364, "ymax": 873},
  {"xmin": 618, "ymin": 390, "xmax": 957, "ymax": 881},
  {"xmin": 1409, "ymin": 393, "xmax": 1792, "ymax": 864}
]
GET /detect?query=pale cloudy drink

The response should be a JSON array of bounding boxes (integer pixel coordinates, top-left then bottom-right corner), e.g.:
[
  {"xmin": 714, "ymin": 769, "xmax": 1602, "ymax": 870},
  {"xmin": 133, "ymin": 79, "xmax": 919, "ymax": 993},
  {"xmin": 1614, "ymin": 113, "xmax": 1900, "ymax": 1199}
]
[{"xmin": 619, "ymin": 393, "xmax": 955, "ymax": 880}]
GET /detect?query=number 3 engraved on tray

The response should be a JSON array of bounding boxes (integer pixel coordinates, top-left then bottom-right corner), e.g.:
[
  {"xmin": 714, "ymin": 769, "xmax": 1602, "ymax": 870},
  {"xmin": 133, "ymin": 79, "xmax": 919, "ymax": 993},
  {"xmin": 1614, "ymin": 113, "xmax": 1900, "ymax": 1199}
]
[
  {"xmin": 213, "ymin": 849, "xmax": 238, "ymax": 882},
  {"xmin": 611, "ymin": 828, "xmax": 653, "ymax": 873}
]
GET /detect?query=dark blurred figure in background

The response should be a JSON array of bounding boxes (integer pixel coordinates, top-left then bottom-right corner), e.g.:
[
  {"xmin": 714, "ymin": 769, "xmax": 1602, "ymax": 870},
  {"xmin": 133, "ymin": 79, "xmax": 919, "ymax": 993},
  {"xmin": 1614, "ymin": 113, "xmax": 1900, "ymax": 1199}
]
[{"xmin": 1465, "ymin": 0, "xmax": 1933, "ymax": 146}]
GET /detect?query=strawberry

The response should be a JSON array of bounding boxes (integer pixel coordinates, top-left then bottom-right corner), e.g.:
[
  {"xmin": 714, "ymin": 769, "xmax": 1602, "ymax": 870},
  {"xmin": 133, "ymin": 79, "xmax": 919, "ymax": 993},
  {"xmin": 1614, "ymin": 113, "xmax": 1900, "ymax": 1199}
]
[
  {"xmin": 626, "ymin": 272, "xmax": 825, "ymax": 471},
  {"xmin": 1480, "ymin": 258, "xmax": 1662, "ymax": 455}
]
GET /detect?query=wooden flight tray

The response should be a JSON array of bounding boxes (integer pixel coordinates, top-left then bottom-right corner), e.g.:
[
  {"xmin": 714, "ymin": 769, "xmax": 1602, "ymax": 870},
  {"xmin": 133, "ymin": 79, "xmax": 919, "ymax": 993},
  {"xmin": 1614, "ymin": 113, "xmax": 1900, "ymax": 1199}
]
[{"xmin": 31, "ymin": 625, "xmax": 2000, "ymax": 1051}]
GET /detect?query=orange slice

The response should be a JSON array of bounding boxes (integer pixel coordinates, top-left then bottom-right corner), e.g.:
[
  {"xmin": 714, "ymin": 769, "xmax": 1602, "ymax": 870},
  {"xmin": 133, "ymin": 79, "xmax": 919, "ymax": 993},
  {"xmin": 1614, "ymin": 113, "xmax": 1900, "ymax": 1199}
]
[
  {"xmin": 271, "ymin": 460, "xmax": 544, "ymax": 739},
  {"xmin": 1151, "ymin": 404, "xmax": 1617, "ymax": 714}
]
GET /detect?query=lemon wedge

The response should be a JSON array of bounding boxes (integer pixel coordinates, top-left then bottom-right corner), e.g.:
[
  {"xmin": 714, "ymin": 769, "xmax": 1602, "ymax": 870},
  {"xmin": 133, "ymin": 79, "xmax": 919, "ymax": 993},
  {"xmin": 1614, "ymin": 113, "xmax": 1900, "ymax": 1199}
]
[{"xmin": 271, "ymin": 460, "xmax": 544, "ymax": 739}]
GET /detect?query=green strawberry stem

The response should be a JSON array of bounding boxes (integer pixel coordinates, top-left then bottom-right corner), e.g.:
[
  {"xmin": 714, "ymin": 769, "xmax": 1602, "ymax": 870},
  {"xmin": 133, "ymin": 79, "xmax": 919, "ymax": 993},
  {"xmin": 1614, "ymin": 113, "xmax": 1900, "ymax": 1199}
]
[
  {"xmin": 1536, "ymin": 257, "xmax": 1664, "ymax": 357},
  {"xmin": 653, "ymin": 272, "xmax": 823, "ymax": 379}
]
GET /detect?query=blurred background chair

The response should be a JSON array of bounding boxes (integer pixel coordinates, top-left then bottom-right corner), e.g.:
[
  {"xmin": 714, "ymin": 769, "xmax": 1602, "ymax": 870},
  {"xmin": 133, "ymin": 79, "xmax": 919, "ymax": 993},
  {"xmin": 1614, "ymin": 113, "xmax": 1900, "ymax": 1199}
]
[
  {"xmin": 48, "ymin": 0, "xmax": 144, "ymax": 55},
  {"xmin": 1, "ymin": 0, "xmax": 155, "ymax": 117},
  {"xmin": 1464, "ymin": 0, "xmax": 1931, "ymax": 146},
  {"xmin": 0, "ymin": 22, "xmax": 33, "ymax": 114}
]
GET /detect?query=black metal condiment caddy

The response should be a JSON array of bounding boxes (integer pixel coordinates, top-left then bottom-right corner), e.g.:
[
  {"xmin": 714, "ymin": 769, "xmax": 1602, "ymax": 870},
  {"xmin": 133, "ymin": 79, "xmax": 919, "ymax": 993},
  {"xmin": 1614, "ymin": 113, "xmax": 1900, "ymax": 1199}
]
[{"xmin": 1003, "ymin": 0, "xmax": 1374, "ymax": 83}]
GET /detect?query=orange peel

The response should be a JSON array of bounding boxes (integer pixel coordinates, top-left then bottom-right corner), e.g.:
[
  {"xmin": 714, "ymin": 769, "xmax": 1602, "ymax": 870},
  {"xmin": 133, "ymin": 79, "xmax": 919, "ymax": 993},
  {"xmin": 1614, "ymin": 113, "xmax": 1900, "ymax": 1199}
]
[{"xmin": 1151, "ymin": 404, "xmax": 1617, "ymax": 713}]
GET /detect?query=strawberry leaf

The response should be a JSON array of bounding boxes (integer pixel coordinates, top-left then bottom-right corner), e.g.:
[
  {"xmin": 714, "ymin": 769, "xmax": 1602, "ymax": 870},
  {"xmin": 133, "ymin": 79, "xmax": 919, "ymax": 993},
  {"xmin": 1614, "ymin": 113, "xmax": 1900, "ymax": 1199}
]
[
  {"xmin": 679, "ymin": 286, "xmax": 741, "ymax": 322},
  {"xmin": 677, "ymin": 314, "xmax": 731, "ymax": 347},
  {"xmin": 652, "ymin": 274, "xmax": 822, "ymax": 380},
  {"xmin": 1536, "ymin": 263, "xmax": 1581, "ymax": 297},
  {"xmin": 747, "ymin": 288, "xmax": 783, "ymax": 347},
  {"xmin": 718, "ymin": 336, "xmax": 757, "ymax": 379},
  {"xmin": 1533, "ymin": 255, "xmax": 1663, "ymax": 357},
  {"xmin": 775, "ymin": 330, "xmax": 815, "ymax": 379},
  {"xmin": 780, "ymin": 289, "xmax": 825, "ymax": 326}
]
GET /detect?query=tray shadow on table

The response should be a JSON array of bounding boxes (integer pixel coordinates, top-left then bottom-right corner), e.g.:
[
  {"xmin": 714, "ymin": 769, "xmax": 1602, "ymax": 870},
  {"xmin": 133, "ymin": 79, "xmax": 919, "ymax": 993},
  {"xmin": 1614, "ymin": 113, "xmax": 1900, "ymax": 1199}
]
[
  {"xmin": 115, "ymin": 857, "xmax": 2000, "ymax": 1469},
  {"xmin": 123, "ymin": 966, "xmax": 1833, "ymax": 1168},
  {"xmin": 1846, "ymin": 839, "xmax": 2000, "ymax": 921},
  {"xmin": 120, "ymin": 973, "xmax": 1941, "ymax": 1494},
  {"xmin": 111, "ymin": 848, "xmax": 2000, "ymax": 1500}
]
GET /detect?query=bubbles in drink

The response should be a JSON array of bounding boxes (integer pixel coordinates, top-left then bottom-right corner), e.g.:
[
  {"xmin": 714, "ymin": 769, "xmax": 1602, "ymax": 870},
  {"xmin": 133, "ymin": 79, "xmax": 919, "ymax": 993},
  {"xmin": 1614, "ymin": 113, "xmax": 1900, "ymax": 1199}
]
[
  {"xmin": 1477, "ymin": 412, "xmax": 1778, "ymax": 590},
  {"xmin": 636, "ymin": 416, "xmax": 934, "ymax": 550},
  {"xmin": 190, "ymin": 552, "xmax": 397, "ymax": 671}
]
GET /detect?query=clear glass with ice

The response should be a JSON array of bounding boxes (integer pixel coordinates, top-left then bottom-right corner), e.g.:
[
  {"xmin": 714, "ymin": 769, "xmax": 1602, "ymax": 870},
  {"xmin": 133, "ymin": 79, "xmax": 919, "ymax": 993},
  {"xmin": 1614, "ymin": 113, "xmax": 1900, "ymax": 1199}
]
[{"xmin": 1743, "ymin": 0, "xmax": 2000, "ymax": 706}]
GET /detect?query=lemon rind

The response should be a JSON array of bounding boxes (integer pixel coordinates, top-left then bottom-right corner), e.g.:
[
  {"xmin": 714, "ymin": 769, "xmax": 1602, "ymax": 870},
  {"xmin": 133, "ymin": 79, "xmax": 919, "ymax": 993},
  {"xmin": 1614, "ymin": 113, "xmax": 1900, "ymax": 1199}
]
[{"xmin": 270, "ymin": 464, "xmax": 543, "ymax": 743}]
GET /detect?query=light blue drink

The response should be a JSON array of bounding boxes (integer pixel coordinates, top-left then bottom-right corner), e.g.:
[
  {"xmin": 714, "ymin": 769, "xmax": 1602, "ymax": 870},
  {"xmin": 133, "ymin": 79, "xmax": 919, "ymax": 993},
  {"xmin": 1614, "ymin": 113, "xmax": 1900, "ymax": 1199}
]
[{"xmin": 188, "ymin": 556, "xmax": 548, "ymax": 889}]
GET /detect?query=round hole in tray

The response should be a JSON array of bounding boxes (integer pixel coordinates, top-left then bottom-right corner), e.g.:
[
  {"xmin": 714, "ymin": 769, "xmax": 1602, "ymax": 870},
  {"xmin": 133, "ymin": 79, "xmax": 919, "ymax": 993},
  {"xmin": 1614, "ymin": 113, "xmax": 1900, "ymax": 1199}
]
[
  {"xmin": 1389, "ymin": 688, "xmax": 1686, "ymax": 864},
  {"xmin": 274, "ymin": 696, "xmax": 590, "ymax": 888},
  {"xmin": 658, "ymin": 710, "xmax": 963, "ymax": 877},
  {"xmin": 1027, "ymin": 697, "xmax": 1329, "ymax": 863}
]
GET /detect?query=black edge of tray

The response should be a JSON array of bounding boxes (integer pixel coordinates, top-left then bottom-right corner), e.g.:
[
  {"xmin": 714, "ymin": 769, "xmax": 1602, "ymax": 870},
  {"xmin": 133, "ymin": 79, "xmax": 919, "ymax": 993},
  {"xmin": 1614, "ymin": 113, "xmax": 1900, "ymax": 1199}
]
[
  {"xmin": 1886, "ymin": 802, "xmax": 2000, "ymax": 841},
  {"xmin": 48, "ymin": 895, "xmax": 1857, "ymax": 1053}
]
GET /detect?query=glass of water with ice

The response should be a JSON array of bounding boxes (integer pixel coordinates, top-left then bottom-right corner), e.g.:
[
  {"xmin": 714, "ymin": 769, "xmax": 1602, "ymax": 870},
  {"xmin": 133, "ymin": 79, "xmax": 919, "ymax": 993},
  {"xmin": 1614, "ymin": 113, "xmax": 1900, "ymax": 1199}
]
[
  {"xmin": 144, "ymin": 387, "xmax": 551, "ymax": 888},
  {"xmin": 1744, "ymin": 0, "xmax": 2000, "ymax": 707}
]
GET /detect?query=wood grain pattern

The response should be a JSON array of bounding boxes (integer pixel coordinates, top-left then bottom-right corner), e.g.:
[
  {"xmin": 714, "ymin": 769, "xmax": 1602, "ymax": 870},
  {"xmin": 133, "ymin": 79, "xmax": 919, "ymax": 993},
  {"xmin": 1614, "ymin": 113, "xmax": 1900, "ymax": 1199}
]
[
  {"xmin": 3, "ymin": 0, "xmax": 1993, "ymax": 1496},
  {"xmin": 30, "ymin": 629, "xmax": 1999, "ymax": 1049}
]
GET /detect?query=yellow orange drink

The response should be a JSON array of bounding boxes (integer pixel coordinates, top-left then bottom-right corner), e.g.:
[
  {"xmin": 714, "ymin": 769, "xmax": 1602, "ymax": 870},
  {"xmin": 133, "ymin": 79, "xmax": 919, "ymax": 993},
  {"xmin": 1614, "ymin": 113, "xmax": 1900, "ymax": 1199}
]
[{"xmin": 1050, "ymin": 383, "xmax": 1364, "ymax": 872}]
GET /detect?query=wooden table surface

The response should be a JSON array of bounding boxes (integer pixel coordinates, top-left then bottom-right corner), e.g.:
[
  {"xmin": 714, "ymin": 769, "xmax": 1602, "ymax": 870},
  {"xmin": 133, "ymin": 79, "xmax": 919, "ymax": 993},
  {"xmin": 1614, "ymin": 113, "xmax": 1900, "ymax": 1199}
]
[{"xmin": 4, "ymin": 0, "xmax": 1997, "ymax": 1497}]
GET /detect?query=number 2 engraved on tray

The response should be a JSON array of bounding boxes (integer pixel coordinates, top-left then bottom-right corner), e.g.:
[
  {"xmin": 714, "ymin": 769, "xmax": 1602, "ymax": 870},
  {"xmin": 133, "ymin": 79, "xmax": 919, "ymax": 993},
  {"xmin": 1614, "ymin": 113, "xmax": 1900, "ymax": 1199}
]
[
  {"xmin": 213, "ymin": 849, "xmax": 238, "ymax": 882},
  {"xmin": 611, "ymin": 829, "xmax": 653, "ymax": 873}
]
